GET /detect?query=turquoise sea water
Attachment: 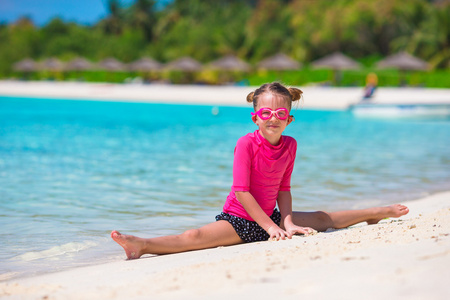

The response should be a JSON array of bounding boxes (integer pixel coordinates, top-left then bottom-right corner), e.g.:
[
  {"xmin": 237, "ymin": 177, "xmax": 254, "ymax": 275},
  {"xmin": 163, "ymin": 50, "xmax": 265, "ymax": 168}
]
[{"xmin": 1, "ymin": 96, "xmax": 450, "ymax": 280}]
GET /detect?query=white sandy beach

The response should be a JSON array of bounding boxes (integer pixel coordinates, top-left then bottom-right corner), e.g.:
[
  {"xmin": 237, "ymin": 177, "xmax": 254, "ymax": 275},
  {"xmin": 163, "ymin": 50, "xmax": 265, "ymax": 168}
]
[
  {"xmin": 1, "ymin": 81, "xmax": 449, "ymax": 299},
  {"xmin": 0, "ymin": 191, "xmax": 449, "ymax": 300},
  {"xmin": 0, "ymin": 80, "xmax": 449, "ymax": 109}
]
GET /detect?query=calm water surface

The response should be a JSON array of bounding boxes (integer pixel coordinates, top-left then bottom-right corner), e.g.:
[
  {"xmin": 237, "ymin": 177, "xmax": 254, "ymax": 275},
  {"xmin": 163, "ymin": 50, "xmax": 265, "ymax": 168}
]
[{"xmin": 1, "ymin": 96, "xmax": 449, "ymax": 280}]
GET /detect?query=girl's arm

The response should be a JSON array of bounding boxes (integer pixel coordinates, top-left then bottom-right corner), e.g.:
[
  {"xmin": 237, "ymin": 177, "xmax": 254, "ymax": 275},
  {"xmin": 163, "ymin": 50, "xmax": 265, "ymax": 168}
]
[
  {"xmin": 235, "ymin": 191, "xmax": 290, "ymax": 240},
  {"xmin": 277, "ymin": 191, "xmax": 295, "ymax": 230},
  {"xmin": 277, "ymin": 191, "xmax": 315, "ymax": 236}
]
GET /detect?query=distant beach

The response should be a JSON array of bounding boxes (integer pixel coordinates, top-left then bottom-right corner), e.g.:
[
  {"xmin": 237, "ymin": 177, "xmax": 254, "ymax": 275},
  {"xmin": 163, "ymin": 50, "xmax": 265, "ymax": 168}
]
[{"xmin": 1, "ymin": 80, "xmax": 449, "ymax": 109}]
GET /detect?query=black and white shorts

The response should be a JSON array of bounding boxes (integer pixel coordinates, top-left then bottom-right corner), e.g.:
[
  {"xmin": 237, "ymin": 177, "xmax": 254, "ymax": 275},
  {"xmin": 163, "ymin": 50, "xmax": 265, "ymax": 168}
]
[{"xmin": 215, "ymin": 209, "xmax": 281, "ymax": 243}]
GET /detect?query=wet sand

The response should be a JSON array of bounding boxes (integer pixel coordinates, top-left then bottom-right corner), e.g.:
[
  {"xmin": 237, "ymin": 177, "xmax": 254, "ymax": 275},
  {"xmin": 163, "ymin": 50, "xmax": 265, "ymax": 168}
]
[{"xmin": 0, "ymin": 191, "xmax": 449, "ymax": 300}]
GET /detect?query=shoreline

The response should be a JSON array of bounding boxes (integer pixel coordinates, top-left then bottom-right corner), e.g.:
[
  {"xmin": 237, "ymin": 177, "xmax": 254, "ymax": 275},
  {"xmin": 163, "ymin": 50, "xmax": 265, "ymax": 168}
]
[
  {"xmin": 1, "ymin": 191, "xmax": 449, "ymax": 299},
  {"xmin": 1, "ymin": 80, "xmax": 450, "ymax": 110}
]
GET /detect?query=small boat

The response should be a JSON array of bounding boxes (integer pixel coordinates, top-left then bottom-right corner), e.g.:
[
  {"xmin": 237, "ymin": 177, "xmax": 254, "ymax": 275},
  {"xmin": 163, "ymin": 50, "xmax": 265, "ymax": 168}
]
[{"xmin": 349, "ymin": 102, "xmax": 450, "ymax": 119}]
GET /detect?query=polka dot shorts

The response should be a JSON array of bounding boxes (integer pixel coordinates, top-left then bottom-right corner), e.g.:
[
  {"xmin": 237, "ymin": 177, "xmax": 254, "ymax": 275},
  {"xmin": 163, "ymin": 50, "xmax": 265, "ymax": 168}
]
[{"xmin": 215, "ymin": 209, "xmax": 281, "ymax": 243}]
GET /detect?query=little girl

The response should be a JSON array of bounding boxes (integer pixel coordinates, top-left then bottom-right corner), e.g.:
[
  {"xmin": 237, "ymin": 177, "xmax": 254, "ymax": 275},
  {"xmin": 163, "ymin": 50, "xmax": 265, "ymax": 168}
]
[{"xmin": 111, "ymin": 82, "xmax": 409, "ymax": 259}]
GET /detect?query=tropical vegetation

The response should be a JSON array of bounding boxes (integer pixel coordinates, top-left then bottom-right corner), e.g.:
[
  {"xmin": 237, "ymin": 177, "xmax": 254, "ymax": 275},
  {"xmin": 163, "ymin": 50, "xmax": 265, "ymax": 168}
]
[{"xmin": 0, "ymin": 0, "xmax": 448, "ymax": 86}]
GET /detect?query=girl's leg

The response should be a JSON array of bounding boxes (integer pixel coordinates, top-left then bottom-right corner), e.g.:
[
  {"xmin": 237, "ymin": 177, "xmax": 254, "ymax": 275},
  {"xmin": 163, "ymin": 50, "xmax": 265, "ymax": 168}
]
[
  {"xmin": 292, "ymin": 204, "xmax": 409, "ymax": 232},
  {"xmin": 111, "ymin": 220, "xmax": 242, "ymax": 259}
]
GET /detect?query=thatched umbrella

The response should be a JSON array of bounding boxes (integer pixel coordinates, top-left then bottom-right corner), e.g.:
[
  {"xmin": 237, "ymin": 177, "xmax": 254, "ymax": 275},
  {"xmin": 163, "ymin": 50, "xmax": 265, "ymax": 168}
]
[
  {"xmin": 311, "ymin": 52, "xmax": 361, "ymax": 85},
  {"xmin": 40, "ymin": 58, "xmax": 65, "ymax": 71},
  {"xmin": 208, "ymin": 55, "xmax": 251, "ymax": 72},
  {"xmin": 128, "ymin": 57, "xmax": 162, "ymax": 82},
  {"xmin": 36, "ymin": 58, "xmax": 65, "ymax": 80},
  {"xmin": 311, "ymin": 52, "xmax": 361, "ymax": 70},
  {"xmin": 165, "ymin": 57, "xmax": 202, "ymax": 72},
  {"xmin": 257, "ymin": 53, "xmax": 301, "ymax": 70},
  {"xmin": 376, "ymin": 52, "xmax": 429, "ymax": 71},
  {"xmin": 66, "ymin": 57, "xmax": 93, "ymax": 71},
  {"xmin": 65, "ymin": 57, "xmax": 93, "ymax": 81},
  {"xmin": 13, "ymin": 58, "xmax": 37, "ymax": 80},
  {"xmin": 129, "ymin": 57, "xmax": 162, "ymax": 72},
  {"xmin": 376, "ymin": 52, "xmax": 429, "ymax": 86},
  {"xmin": 98, "ymin": 57, "xmax": 126, "ymax": 71},
  {"xmin": 13, "ymin": 58, "xmax": 38, "ymax": 72},
  {"xmin": 96, "ymin": 57, "xmax": 127, "ymax": 83}
]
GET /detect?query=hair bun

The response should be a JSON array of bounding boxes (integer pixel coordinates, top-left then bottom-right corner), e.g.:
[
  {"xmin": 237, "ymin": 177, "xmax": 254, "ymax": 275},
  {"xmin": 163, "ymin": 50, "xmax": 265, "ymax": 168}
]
[
  {"xmin": 288, "ymin": 87, "xmax": 303, "ymax": 102},
  {"xmin": 246, "ymin": 91, "xmax": 255, "ymax": 103}
]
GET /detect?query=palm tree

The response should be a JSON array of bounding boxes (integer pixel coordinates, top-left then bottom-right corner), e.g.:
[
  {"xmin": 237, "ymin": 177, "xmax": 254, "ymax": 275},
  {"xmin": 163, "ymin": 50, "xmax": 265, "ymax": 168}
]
[
  {"xmin": 410, "ymin": 3, "xmax": 449, "ymax": 69},
  {"xmin": 102, "ymin": 0, "xmax": 124, "ymax": 35},
  {"xmin": 130, "ymin": 0, "xmax": 156, "ymax": 41}
]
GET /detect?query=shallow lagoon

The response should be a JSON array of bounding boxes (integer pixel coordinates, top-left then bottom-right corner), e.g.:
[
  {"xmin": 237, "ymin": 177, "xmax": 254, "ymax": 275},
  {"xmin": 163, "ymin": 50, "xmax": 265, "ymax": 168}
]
[{"xmin": 1, "ymin": 96, "xmax": 449, "ymax": 279}]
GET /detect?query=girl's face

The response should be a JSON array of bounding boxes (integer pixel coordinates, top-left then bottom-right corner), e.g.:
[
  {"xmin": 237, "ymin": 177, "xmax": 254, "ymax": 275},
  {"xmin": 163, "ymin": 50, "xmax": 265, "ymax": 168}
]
[{"xmin": 252, "ymin": 92, "xmax": 293, "ymax": 145}]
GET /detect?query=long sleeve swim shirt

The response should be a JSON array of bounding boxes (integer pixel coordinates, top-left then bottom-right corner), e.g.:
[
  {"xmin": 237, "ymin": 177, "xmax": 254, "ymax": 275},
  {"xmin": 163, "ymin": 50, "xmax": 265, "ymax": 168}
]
[{"xmin": 223, "ymin": 130, "xmax": 297, "ymax": 221}]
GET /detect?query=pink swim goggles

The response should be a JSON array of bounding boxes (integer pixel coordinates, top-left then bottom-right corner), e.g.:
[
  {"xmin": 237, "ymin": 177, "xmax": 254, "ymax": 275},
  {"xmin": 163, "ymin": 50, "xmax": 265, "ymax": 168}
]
[{"xmin": 251, "ymin": 107, "xmax": 290, "ymax": 120}]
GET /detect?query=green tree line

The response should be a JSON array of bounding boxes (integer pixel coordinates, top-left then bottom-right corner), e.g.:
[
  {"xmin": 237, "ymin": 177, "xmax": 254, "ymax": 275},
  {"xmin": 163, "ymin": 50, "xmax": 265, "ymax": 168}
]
[{"xmin": 0, "ymin": 0, "xmax": 448, "ymax": 86}]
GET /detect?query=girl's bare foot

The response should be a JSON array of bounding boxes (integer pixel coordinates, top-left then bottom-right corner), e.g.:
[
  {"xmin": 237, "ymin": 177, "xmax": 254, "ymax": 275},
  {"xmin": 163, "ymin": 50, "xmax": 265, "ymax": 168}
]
[
  {"xmin": 367, "ymin": 204, "xmax": 409, "ymax": 224},
  {"xmin": 111, "ymin": 230, "xmax": 144, "ymax": 260}
]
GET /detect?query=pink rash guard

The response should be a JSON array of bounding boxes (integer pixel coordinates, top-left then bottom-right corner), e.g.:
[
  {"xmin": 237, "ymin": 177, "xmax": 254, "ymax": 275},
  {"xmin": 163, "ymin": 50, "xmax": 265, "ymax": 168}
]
[{"xmin": 222, "ymin": 130, "xmax": 297, "ymax": 221}]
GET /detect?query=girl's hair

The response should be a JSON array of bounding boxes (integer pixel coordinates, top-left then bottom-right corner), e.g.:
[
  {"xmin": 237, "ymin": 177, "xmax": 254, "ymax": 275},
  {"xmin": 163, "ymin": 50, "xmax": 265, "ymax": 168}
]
[{"xmin": 246, "ymin": 82, "xmax": 303, "ymax": 110}]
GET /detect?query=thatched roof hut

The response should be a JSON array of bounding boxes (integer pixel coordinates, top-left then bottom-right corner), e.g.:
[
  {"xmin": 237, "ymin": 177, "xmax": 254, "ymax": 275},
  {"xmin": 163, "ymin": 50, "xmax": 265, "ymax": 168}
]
[
  {"xmin": 376, "ymin": 52, "xmax": 429, "ymax": 70},
  {"xmin": 66, "ymin": 57, "xmax": 93, "ymax": 71},
  {"xmin": 129, "ymin": 57, "xmax": 162, "ymax": 71},
  {"xmin": 13, "ymin": 58, "xmax": 37, "ymax": 72},
  {"xmin": 208, "ymin": 55, "xmax": 251, "ymax": 72},
  {"xmin": 40, "ymin": 58, "xmax": 65, "ymax": 71},
  {"xmin": 98, "ymin": 57, "xmax": 126, "ymax": 71},
  {"xmin": 257, "ymin": 53, "xmax": 301, "ymax": 70},
  {"xmin": 311, "ymin": 52, "xmax": 361, "ymax": 70},
  {"xmin": 165, "ymin": 57, "xmax": 202, "ymax": 72}
]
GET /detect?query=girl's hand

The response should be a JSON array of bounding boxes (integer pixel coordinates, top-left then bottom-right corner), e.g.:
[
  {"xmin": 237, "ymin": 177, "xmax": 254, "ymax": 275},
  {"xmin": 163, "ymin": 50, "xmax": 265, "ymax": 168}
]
[
  {"xmin": 285, "ymin": 224, "xmax": 317, "ymax": 237},
  {"xmin": 267, "ymin": 225, "xmax": 292, "ymax": 241}
]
